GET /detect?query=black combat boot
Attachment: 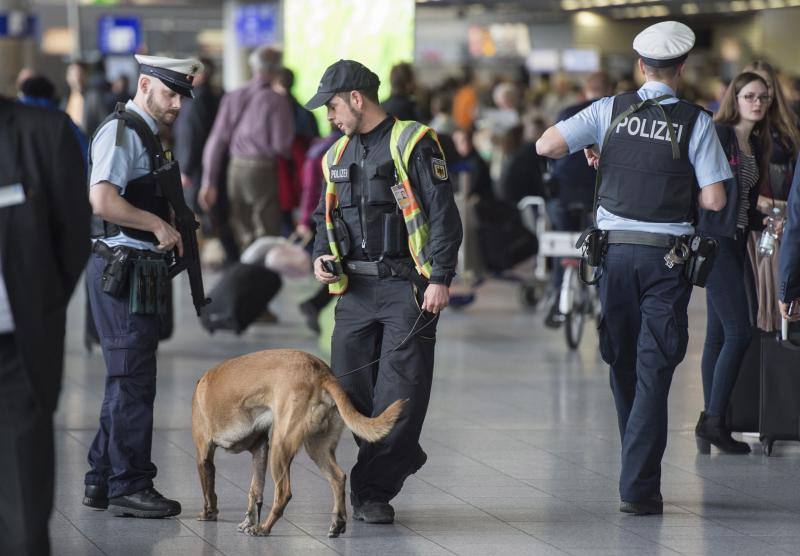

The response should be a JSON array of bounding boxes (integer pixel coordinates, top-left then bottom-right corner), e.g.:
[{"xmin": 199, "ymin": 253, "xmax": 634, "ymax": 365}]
[
  {"xmin": 695, "ymin": 411, "xmax": 751, "ymax": 454},
  {"xmin": 108, "ymin": 487, "xmax": 181, "ymax": 518},
  {"xmin": 352, "ymin": 501, "xmax": 395, "ymax": 524},
  {"xmin": 83, "ymin": 484, "xmax": 108, "ymax": 510}
]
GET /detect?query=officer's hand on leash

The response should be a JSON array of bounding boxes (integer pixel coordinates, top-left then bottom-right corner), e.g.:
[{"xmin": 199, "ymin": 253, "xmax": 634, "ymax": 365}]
[
  {"xmin": 154, "ymin": 219, "xmax": 183, "ymax": 257},
  {"xmin": 314, "ymin": 255, "xmax": 339, "ymax": 284},
  {"xmin": 422, "ymin": 284, "xmax": 449, "ymax": 314}
]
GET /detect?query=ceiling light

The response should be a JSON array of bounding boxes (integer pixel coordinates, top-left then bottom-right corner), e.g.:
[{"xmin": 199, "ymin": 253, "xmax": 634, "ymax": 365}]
[
  {"xmin": 682, "ymin": 2, "xmax": 700, "ymax": 13},
  {"xmin": 767, "ymin": 0, "xmax": 786, "ymax": 7},
  {"xmin": 562, "ymin": 0, "xmax": 581, "ymax": 9},
  {"xmin": 749, "ymin": 0, "xmax": 767, "ymax": 8},
  {"xmin": 575, "ymin": 10, "xmax": 605, "ymax": 26},
  {"xmin": 649, "ymin": 5, "xmax": 670, "ymax": 15},
  {"xmin": 729, "ymin": 0, "xmax": 749, "ymax": 10}
]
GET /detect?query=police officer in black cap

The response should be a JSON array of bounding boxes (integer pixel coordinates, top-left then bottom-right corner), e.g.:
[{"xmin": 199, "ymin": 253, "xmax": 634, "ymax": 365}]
[
  {"xmin": 307, "ymin": 60, "xmax": 462, "ymax": 524},
  {"xmin": 538, "ymin": 22, "xmax": 730, "ymax": 515},
  {"xmin": 82, "ymin": 54, "xmax": 202, "ymax": 518}
]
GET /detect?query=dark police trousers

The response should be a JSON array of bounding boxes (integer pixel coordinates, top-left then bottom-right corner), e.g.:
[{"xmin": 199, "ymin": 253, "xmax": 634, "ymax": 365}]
[
  {"xmin": 331, "ymin": 275, "xmax": 437, "ymax": 505},
  {"xmin": 85, "ymin": 252, "xmax": 160, "ymax": 498},
  {"xmin": 0, "ymin": 335, "xmax": 53, "ymax": 556},
  {"xmin": 597, "ymin": 244, "xmax": 691, "ymax": 502}
]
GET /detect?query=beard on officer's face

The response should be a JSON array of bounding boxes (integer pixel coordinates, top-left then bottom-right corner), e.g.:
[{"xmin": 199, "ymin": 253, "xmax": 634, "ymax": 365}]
[
  {"xmin": 146, "ymin": 88, "xmax": 180, "ymax": 127},
  {"xmin": 342, "ymin": 100, "xmax": 364, "ymax": 137}
]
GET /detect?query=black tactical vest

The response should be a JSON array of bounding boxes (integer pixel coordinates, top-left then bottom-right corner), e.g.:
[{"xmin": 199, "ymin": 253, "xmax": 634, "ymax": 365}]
[
  {"xmin": 89, "ymin": 103, "xmax": 172, "ymax": 244},
  {"xmin": 598, "ymin": 92, "xmax": 704, "ymax": 223},
  {"xmin": 328, "ymin": 123, "xmax": 408, "ymax": 261}
]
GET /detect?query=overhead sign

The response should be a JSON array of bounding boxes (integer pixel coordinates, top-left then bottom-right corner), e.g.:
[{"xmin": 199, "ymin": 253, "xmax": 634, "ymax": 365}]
[
  {"xmin": 526, "ymin": 49, "xmax": 560, "ymax": 73},
  {"xmin": 98, "ymin": 15, "xmax": 141, "ymax": 55},
  {"xmin": 235, "ymin": 4, "xmax": 277, "ymax": 48},
  {"xmin": 0, "ymin": 11, "xmax": 37, "ymax": 38},
  {"xmin": 562, "ymin": 49, "xmax": 600, "ymax": 73}
]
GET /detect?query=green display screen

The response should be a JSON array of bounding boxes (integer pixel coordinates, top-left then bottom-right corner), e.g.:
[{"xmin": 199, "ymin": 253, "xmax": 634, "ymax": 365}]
[{"xmin": 284, "ymin": 0, "xmax": 415, "ymax": 132}]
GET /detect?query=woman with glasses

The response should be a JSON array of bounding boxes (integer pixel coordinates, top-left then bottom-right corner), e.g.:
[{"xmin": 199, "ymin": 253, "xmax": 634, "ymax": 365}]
[
  {"xmin": 695, "ymin": 72, "xmax": 773, "ymax": 454},
  {"xmin": 743, "ymin": 60, "xmax": 800, "ymax": 331}
]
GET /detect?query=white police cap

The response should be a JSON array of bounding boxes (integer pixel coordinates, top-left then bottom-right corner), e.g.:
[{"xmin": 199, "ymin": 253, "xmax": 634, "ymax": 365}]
[
  {"xmin": 134, "ymin": 54, "xmax": 204, "ymax": 98},
  {"xmin": 633, "ymin": 21, "xmax": 695, "ymax": 68}
]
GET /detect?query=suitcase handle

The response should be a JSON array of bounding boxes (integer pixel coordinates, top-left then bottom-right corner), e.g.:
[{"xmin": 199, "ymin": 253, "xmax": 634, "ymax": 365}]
[{"xmin": 780, "ymin": 318, "xmax": 800, "ymax": 350}]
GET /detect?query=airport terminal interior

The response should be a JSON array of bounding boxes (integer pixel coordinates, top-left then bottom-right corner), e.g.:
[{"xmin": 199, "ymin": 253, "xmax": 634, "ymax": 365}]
[{"xmin": 4, "ymin": 0, "xmax": 800, "ymax": 554}]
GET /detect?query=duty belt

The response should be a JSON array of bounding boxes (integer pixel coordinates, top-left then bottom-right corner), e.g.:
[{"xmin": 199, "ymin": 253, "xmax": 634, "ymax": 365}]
[
  {"xmin": 92, "ymin": 240, "xmax": 167, "ymax": 261},
  {"xmin": 605, "ymin": 230, "xmax": 684, "ymax": 248},
  {"xmin": 343, "ymin": 258, "xmax": 412, "ymax": 278}
]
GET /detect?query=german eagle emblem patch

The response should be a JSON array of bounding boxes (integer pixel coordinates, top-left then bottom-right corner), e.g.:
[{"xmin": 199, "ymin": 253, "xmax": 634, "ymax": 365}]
[{"xmin": 431, "ymin": 157, "xmax": 448, "ymax": 181}]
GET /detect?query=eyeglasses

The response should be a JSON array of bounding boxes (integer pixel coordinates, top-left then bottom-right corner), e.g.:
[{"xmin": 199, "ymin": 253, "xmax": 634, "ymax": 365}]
[{"xmin": 738, "ymin": 93, "xmax": 772, "ymax": 104}]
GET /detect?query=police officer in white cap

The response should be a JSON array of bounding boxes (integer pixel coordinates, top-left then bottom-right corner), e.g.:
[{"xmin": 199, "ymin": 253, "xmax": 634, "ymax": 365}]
[
  {"xmin": 537, "ymin": 22, "xmax": 730, "ymax": 515},
  {"xmin": 82, "ymin": 54, "xmax": 202, "ymax": 518}
]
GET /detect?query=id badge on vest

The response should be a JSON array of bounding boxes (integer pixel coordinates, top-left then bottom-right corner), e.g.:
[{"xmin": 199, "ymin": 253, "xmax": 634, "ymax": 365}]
[{"xmin": 391, "ymin": 183, "xmax": 411, "ymax": 211}]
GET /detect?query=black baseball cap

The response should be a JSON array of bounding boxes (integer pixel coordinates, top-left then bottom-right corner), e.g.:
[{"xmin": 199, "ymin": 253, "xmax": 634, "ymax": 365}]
[{"xmin": 304, "ymin": 60, "xmax": 380, "ymax": 110}]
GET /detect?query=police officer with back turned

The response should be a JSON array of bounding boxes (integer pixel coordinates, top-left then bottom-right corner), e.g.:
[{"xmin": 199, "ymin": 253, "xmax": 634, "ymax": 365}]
[
  {"xmin": 307, "ymin": 60, "xmax": 462, "ymax": 524},
  {"xmin": 537, "ymin": 22, "xmax": 730, "ymax": 515},
  {"xmin": 83, "ymin": 55, "xmax": 203, "ymax": 518}
]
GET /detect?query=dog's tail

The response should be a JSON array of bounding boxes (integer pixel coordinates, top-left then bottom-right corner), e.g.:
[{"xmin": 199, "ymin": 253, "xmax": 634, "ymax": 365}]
[{"xmin": 322, "ymin": 375, "xmax": 406, "ymax": 442}]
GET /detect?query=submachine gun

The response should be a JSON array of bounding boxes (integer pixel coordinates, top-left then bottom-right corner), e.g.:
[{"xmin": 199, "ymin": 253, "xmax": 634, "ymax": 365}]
[{"xmin": 154, "ymin": 160, "xmax": 211, "ymax": 316}]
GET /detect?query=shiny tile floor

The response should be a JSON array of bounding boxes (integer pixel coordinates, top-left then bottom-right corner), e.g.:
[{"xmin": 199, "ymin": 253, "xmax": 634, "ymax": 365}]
[{"xmin": 52, "ymin": 273, "xmax": 800, "ymax": 555}]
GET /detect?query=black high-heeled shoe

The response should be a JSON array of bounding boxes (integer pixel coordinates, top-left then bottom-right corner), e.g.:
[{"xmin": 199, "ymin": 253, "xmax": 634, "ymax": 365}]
[{"xmin": 695, "ymin": 411, "xmax": 751, "ymax": 454}]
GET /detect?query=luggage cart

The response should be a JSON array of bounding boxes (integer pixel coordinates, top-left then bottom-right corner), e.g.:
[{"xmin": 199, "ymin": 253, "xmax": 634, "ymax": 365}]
[{"xmin": 516, "ymin": 196, "xmax": 549, "ymax": 308}]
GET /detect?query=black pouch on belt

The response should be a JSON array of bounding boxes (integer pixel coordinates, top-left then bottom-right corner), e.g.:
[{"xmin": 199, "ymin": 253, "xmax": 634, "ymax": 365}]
[
  {"xmin": 575, "ymin": 226, "xmax": 607, "ymax": 284},
  {"xmin": 382, "ymin": 213, "xmax": 408, "ymax": 258},
  {"xmin": 683, "ymin": 236, "xmax": 718, "ymax": 287},
  {"xmin": 101, "ymin": 247, "xmax": 133, "ymax": 298},
  {"xmin": 332, "ymin": 213, "xmax": 351, "ymax": 256},
  {"xmin": 130, "ymin": 258, "xmax": 170, "ymax": 315}
]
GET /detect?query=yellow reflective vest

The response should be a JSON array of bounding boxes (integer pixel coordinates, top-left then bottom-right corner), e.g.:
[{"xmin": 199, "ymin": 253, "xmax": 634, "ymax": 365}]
[{"xmin": 321, "ymin": 119, "xmax": 444, "ymax": 295}]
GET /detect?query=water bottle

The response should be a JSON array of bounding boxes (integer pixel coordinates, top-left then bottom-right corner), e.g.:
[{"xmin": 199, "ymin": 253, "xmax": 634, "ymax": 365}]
[{"xmin": 758, "ymin": 207, "xmax": 782, "ymax": 257}]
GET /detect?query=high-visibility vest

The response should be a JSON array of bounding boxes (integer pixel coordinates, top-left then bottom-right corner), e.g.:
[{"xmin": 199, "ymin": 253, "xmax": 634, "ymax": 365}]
[{"xmin": 321, "ymin": 119, "xmax": 444, "ymax": 294}]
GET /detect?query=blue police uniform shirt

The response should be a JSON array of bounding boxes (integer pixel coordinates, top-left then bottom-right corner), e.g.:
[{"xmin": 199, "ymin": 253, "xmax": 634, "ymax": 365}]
[
  {"xmin": 89, "ymin": 99, "xmax": 160, "ymax": 252},
  {"xmin": 555, "ymin": 81, "xmax": 732, "ymax": 235}
]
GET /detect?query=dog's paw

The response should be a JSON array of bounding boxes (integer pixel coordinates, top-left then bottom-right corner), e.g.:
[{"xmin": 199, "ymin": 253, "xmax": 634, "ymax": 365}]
[
  {"xmin": 241, "ymin": 525, "xmax": 270, "ymax": 537},
  {"xmin": 197, "ymin": 510, "xmax": 218, "ymax": 521},
  {"xmin": 328, "ymin": 520, "xmax": 346, "ymax": 538},
  {"xmin": 237, "ymin": 513, "xmax": 255, "ymax": 532}
]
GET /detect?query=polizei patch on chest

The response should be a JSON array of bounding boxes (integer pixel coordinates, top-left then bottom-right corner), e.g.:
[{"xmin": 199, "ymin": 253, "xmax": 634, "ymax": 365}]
[{"xmin": 614, "ymin": 117, "xmax": 684, "ymax": 143}]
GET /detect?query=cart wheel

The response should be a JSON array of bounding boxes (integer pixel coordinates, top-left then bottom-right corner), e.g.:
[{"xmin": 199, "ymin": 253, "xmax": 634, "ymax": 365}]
[
  {"xmin": 519, "ymin": 284, "xmax": 538, "ymax": 309},
  {"xmin": 763, "ymin": 439, "xmax": 774, "ymax": 456}
]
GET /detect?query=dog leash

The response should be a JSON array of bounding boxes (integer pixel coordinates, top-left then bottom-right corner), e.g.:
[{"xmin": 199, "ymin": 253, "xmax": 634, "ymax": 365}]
[{"xmin": 335, "ymin": 309, "xmax": 439, "ymax": 379}]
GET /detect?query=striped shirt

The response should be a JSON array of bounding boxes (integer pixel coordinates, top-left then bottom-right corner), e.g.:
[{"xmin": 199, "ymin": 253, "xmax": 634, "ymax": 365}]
[{"xmin": 737, "ymin": 152, "xmax": 758, "ymax": 230}]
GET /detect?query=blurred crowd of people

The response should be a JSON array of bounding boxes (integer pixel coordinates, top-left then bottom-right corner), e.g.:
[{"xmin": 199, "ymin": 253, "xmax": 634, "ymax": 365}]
[{"xmin": 12, "ymin": 50, "xmax": 800, "ymax": 333}]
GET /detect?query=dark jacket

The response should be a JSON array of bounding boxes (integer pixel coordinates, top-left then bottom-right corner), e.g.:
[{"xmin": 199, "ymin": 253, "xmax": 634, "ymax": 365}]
[
  {"xmin": 779, "ymin": 155, "xmax": 800, "ymax": 301},
  {"xmin": 697, "ymin": 123, "xmax": 767, "ymax": 238},
  {"xmin": 497, "ymin": 141, "xmax": 545, "ymax": 205},
  {"xmin": 550, "ymin": 99, "xmax": 598, "ymax": 208},
  {"xmin": 173, "ymin": 82, "xmax": 222, "ymax": 185},
  {"xmin": 452, "ymin": 149, "xmax": 493, "ymax": 202},
  {"xmin": 312, "ymin": 118, "xmax": 462, "ymax": 285},
  {"xmin": 0, "ymin": 98, "xmax": 91, "ymax": 411},
  {"xmin": 381, "ymin": 94, "xmax": 419, "ymax": 122}
]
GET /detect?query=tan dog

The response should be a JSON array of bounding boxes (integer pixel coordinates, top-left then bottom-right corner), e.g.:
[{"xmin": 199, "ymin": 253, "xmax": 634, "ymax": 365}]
[{"xmin": 191, "ymin": 349, "xmax": 405, "ymax": 537}]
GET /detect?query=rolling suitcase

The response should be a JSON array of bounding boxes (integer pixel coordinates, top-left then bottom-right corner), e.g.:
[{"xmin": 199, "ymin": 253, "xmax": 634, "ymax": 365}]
[
  {"xmin": 758, "ymin": 323, "xmax": 800, "ymax": 456},
  {"xmin": 726, "ymin": 328, "xmax": 762, "ymax": 433},
  {"xmin": 475, "ymin": 198, "xmax": 538, "ymax": 272},
  {"xmin": 200, "ymin": 263, "xmax": 282, "ymax": 334}
]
